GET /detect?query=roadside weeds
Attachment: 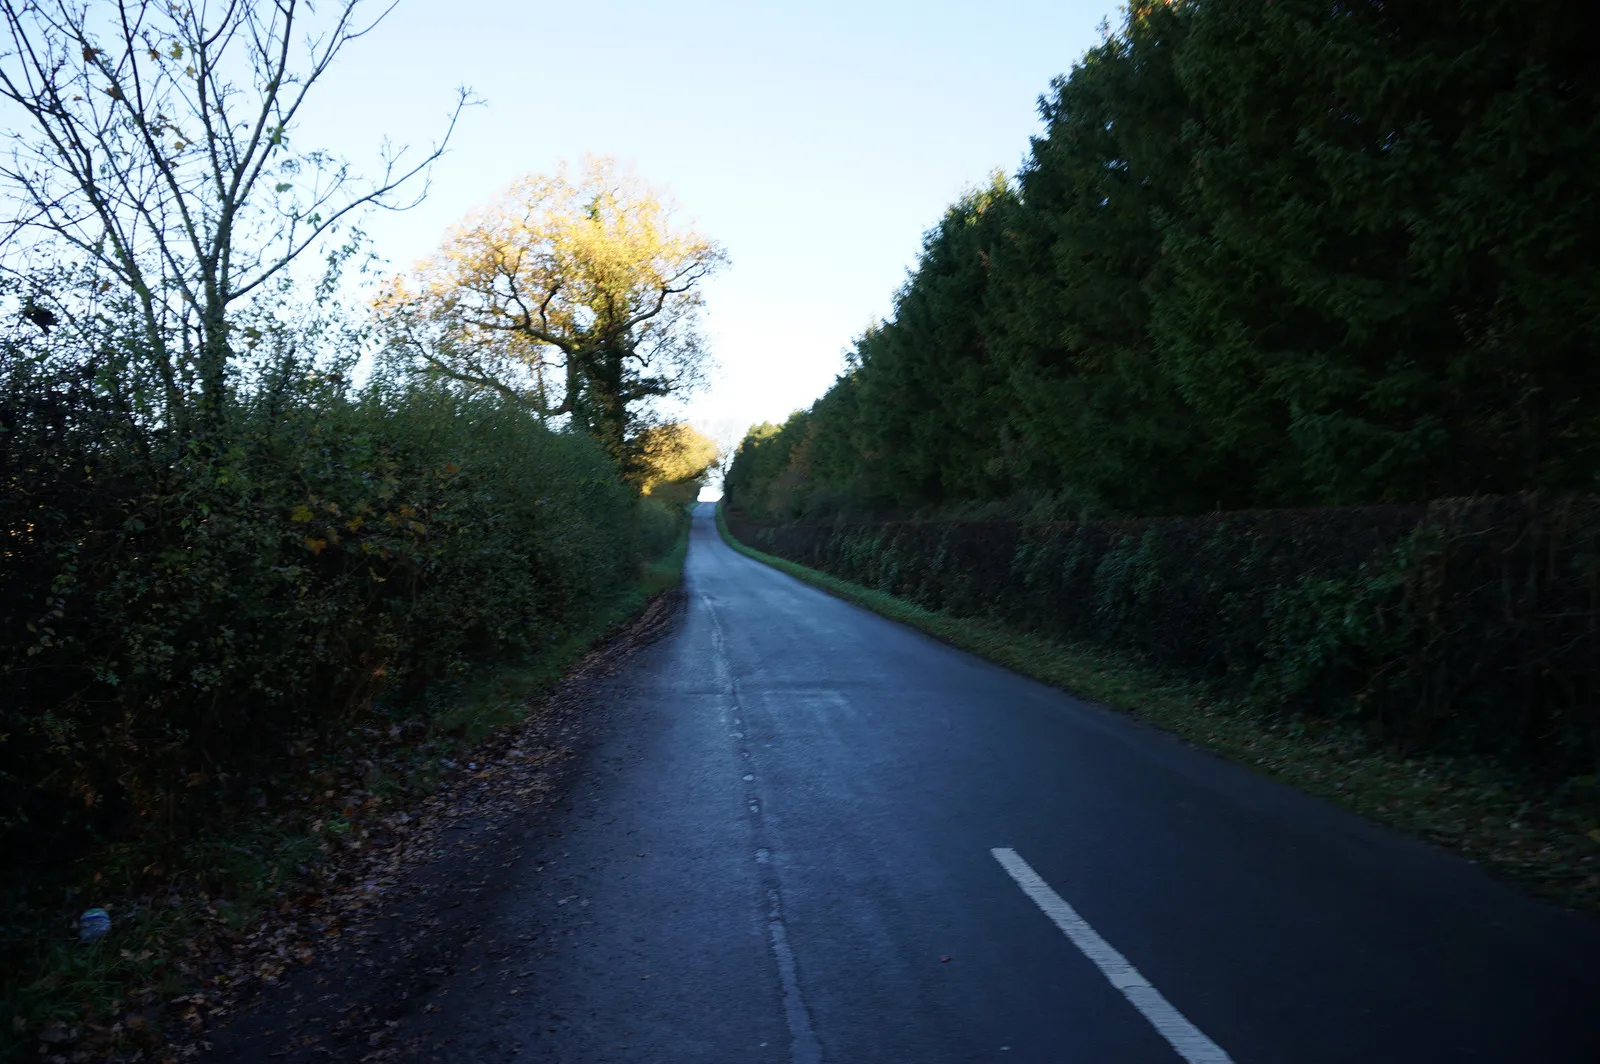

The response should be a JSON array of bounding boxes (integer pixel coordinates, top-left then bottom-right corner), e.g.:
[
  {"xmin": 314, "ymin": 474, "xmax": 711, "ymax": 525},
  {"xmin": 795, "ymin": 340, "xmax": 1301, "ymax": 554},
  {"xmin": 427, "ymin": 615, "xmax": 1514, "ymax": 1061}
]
[{"xmin": 715, "ymin": 505, "xmax": 1600, "ymax": 917}]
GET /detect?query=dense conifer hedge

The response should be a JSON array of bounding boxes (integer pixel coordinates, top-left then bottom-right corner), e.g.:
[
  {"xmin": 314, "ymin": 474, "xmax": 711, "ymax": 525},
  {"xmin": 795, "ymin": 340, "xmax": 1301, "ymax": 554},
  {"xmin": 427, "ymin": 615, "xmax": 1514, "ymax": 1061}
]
[
  {"xmin": 723, "ymin": 0, "xmax": 1600, "ymax": 778},
  {"xmin": 727, "ymin": 0, "xmax": 1600, "ymax": 520}
]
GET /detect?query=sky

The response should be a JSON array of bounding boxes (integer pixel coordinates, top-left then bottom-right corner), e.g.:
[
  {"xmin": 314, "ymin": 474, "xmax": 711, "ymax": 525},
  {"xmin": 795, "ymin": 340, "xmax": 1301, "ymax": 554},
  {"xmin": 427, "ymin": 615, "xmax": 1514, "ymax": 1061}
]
[{"xmin": 294, "ymin": 0, "xmax": 1118, "ymax": 455}]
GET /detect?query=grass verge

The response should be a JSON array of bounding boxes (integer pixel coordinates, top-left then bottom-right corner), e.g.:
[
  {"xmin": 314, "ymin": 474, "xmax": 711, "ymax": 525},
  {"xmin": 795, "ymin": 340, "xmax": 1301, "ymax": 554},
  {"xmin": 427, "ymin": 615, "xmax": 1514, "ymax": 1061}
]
[
  {"xmin": 716, "ymin": 504, "xmax": 1600, "ymax": 916},
  {"xmin": 3, "ymin": 518, "xmax": 693, "ymax": 1061}
]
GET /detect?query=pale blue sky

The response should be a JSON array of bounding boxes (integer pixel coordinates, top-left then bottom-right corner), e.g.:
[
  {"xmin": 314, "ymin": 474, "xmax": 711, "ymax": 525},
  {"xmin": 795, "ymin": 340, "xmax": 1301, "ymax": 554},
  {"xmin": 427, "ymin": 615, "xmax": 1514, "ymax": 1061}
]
[{"xmin": 300, "ymin": 0, "xmax": 1117, "ymax": 445}]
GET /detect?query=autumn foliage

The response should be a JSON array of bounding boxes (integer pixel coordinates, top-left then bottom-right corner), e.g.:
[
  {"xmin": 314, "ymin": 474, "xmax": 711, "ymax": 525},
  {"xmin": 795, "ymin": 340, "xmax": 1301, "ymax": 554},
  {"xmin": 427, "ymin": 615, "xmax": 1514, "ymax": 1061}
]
[{"xmin": 378, "ymin": 156, "xmax": 725, "ymax": 478}]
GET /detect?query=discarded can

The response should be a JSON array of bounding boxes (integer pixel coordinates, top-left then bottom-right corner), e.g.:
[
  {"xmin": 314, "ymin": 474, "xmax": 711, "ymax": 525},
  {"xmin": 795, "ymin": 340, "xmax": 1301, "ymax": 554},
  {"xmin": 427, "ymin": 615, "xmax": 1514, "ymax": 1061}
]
[{"xmin": 78, "ymin": 908, "xmax": 111, "ymax": 943}]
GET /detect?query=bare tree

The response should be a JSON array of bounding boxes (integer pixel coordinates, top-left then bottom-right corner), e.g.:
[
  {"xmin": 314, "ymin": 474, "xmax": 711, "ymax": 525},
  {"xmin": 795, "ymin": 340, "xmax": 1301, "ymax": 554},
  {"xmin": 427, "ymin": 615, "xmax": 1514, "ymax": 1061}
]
[{"xmin": 0, "ymin": 0, "xmax": 467, "ymax": 427}]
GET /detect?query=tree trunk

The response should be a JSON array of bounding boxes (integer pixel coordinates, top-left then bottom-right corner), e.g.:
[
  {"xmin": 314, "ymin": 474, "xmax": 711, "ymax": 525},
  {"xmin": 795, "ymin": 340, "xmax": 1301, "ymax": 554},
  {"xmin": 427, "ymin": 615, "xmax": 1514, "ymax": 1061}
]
[{"xmin": 198, "ymin": 291, "xmax": 230, "ymax": 435}]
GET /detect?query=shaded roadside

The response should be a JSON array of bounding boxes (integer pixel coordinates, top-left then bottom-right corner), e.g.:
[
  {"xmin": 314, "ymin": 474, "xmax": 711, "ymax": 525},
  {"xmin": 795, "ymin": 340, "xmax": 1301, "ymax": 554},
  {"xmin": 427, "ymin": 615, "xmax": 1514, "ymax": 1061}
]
[{"xmin": 179, "ymin": 589, "xmax": 685, "ymax": 1063}]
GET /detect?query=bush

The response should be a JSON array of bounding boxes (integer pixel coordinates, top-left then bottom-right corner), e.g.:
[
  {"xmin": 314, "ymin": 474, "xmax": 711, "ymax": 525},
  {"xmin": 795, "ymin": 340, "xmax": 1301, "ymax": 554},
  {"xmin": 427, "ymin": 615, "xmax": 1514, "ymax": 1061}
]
[
  {"xmin": 0, "ymin": 343, "xmax": 644, "ymax": 889},
  {"xmin": 726, "ymin": 497, "xmax": 1600, "ymax": 779}
]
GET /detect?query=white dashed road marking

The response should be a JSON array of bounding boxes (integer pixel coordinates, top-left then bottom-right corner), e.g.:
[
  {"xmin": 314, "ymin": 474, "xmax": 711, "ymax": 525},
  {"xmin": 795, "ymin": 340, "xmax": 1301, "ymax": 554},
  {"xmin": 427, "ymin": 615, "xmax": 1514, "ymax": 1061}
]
[{"xmin": 992, "ymin": 847, "xmax": 1233, "ymax": 1064}]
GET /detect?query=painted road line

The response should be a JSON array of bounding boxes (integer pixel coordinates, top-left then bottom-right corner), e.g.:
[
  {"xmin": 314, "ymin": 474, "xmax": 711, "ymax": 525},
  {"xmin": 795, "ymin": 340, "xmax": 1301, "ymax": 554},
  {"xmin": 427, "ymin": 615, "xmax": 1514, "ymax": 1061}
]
[
  {"xmin": 766, "ymin": 889, "xmax": 822, "ymax": 1064},
  {"xmin": 992, "ymin": 847, "xmax": 1233, "ymax": 1064}
]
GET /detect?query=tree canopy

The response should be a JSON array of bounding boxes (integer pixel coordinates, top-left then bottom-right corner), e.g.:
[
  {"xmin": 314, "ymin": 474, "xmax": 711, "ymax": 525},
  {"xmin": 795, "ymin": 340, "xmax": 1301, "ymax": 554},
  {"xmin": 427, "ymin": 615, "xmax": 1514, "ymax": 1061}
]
[
  {"xmin": 727, "ymin": 0, "xmax": 1600, "ymax": 521},
  {"xmin": 380, "ymin": 156, "xmax": 725, "ymax": 478},
  {"xmin": 631, "ymin": 421, "xmax": 719, "ymax": 507}
]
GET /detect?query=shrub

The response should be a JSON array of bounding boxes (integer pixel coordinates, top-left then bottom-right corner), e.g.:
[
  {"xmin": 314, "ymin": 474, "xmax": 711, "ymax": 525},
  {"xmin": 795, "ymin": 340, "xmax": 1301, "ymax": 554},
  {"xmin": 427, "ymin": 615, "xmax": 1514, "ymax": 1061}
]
[
  {"xmin": 1, "ymin": 345, "xmax": 643, "ymax": 889},
  {"xmin": 726, "ymin": 497, "xmax": 1600, "ymax": 778}
]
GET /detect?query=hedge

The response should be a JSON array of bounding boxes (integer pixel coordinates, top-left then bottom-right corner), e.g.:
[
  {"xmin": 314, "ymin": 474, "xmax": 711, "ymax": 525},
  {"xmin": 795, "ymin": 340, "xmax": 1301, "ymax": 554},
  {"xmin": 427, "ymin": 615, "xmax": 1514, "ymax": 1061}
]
[{"xmin": 726, "ymin": 496, "xmax": 1600, "ymax": 779}]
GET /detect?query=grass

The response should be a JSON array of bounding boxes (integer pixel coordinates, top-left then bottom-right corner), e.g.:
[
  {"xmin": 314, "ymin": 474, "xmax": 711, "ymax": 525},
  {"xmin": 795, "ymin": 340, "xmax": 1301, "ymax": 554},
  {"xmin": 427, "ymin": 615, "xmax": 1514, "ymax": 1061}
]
[
  {"xmin": 716, "ymin": 504, "xmax": 1600, "ymax": 915},
  {"xmin": 2, "ymin": 516, "xmax": 694, "ymax": 1060}
]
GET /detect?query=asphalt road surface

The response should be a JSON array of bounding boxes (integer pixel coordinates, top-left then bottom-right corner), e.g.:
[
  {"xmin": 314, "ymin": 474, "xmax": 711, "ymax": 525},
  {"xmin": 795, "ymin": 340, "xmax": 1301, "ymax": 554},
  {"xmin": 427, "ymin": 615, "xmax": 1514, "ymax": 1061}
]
[{"xmin": 421, "ymin": 503, "xmax": 1600, "ymax": 1063}]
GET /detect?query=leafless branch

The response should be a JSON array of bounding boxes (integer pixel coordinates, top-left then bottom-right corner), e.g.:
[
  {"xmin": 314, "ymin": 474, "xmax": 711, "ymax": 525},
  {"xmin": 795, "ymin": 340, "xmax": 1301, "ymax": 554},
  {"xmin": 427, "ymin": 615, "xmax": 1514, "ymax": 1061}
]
[{"xmin": 0, "ymin": 0, "xmax": 468, "ymax": 424}]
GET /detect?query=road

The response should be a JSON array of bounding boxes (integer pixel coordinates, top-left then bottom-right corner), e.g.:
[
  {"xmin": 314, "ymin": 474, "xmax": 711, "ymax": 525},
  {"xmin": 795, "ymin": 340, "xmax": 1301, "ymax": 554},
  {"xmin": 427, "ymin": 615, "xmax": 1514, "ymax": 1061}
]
[{"xmin": 420, "ymin": 503, "xmax": 1600, "ymax": 1063}]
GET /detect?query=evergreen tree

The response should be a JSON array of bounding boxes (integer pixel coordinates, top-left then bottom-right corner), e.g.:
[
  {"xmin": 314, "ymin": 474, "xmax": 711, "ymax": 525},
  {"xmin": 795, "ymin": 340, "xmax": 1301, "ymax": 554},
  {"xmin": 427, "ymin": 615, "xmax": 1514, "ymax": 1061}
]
[{"xmin": 727, "ymin": 0, "xmax": 1600, "ymax": 520}]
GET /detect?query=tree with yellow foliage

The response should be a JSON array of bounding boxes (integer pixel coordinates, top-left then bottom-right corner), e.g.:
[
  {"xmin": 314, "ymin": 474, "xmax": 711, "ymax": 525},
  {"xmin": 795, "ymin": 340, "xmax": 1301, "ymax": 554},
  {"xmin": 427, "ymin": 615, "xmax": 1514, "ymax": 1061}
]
[
  {"xmin": 380, "ymin": 157, "xmax": 725, "ymax": 477},
  {"xmin": 631, "ymin": 422, "xmax": 720, "ymax": 507}
]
